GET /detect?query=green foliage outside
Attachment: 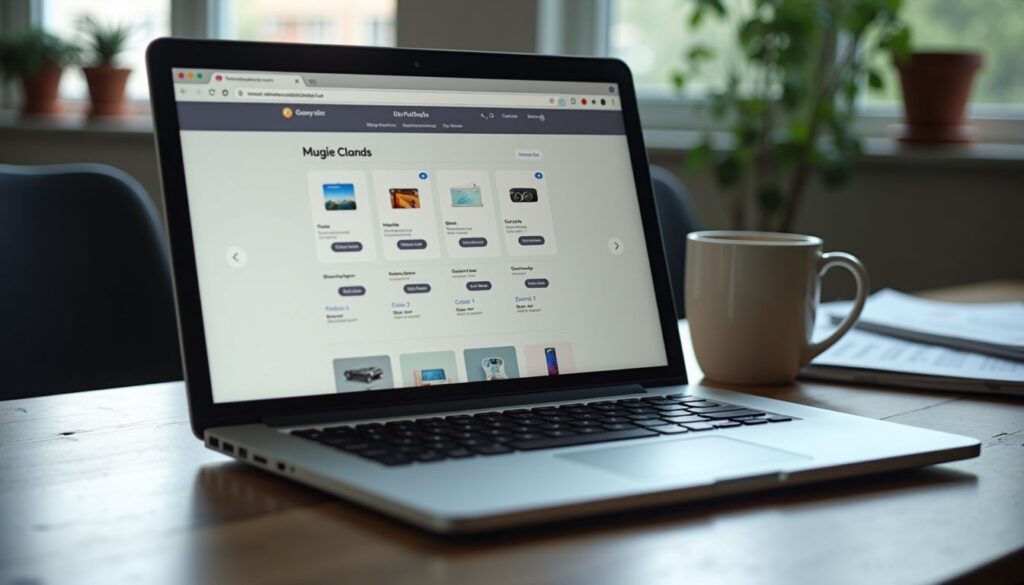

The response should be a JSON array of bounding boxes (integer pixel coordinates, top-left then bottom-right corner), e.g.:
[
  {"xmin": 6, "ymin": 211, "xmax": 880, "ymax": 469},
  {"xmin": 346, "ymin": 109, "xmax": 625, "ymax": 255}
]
[{"xmin": 673, "ymin": 0, "xmax": 910, "ymax": 231}]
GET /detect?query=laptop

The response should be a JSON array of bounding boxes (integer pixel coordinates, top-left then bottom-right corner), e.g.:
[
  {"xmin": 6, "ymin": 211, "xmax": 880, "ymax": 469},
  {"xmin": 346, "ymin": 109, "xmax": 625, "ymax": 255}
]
[{"xmin": 146, "ymin": 38, "xmax": 980, "ymax": 534}]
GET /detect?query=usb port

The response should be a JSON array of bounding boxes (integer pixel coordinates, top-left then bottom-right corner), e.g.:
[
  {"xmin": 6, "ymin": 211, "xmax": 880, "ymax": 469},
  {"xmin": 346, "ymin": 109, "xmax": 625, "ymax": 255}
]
[
  {"xmin": 253, "ymin": 455, "xmax": 267, "ymax": 465},
  {"xmin": 222, "ymin": 442, "xmax": 235, "ymax": 454},
  {"xmin": 238, "ymin": 447, "xmax": 248, "ymax": 459},
  {"xmin": 208, "ymin": 437, "xmax": 220, "ymax": 448}
]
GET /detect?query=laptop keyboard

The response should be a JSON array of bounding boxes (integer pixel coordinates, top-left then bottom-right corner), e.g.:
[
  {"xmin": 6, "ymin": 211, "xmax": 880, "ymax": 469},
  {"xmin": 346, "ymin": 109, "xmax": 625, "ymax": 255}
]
[{"xmin": 289, "ymin": 394, "xmax": 794, "ymax": 466}]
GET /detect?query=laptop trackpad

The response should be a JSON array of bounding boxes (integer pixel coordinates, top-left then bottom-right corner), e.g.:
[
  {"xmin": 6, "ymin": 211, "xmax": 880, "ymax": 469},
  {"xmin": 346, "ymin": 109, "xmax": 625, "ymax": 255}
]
[{"xmin": 559, "ymin": 436, "xmax": 810, "ymax": 481}]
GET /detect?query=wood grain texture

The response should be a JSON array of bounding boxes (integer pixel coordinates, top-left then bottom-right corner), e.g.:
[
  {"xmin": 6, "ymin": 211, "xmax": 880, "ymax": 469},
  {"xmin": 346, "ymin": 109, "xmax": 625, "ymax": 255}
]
[{"xmin": 1, "ymin": 283, "xmax": 1022, "ymax": 585}]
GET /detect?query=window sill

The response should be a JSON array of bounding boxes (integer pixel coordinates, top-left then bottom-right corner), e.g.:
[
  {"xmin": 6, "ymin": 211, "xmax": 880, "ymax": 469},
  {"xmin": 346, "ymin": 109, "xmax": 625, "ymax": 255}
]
[
  {"xmin": 643, "ymin": 129, "xmax": 1024, "ymax": 169},
  {"xmin": 2, "ymin": 110, "xmax": 1021, "ymax": 168},
  {"xmin": 0, "ymin": 109, "xmax": 154, "ymax": 138}
]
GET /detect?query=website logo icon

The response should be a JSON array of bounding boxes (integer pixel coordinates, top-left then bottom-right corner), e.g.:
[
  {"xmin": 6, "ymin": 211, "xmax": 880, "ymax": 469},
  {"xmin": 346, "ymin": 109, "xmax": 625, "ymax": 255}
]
[{"xmin": 281, "ymin": 106, "xmax": 294, "ymax": 119}]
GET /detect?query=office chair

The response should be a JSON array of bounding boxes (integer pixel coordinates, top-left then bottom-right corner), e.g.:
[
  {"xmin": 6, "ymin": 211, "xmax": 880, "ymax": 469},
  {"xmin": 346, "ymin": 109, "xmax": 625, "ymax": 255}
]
[
  {"xmin": 650, "ymin": 165, "xmax": 700, "ymax": 318},
  {"xmin": 0, "ymin": 163, "xmax": 182, "ymax": 400}
]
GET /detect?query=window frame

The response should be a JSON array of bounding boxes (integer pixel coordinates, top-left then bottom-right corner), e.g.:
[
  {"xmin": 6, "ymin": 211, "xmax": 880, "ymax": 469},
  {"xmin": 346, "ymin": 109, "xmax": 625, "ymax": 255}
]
[{"xmin": 555, "ymin": 0, "xmax": 1024, "ymax": 145}]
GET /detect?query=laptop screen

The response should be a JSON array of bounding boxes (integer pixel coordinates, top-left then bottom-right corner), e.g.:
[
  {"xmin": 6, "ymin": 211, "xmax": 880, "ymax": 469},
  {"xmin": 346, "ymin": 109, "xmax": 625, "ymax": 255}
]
[{"xmin": 172, "ymin": 68, "xmax": 669, "ymax": 403}]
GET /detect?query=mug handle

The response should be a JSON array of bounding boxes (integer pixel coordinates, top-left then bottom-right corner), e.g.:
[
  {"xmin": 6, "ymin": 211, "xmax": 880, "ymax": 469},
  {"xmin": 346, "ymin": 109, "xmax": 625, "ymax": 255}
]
[{"xmin": 803, "ymin": 252, "xmax": 869, "ymax": 363}]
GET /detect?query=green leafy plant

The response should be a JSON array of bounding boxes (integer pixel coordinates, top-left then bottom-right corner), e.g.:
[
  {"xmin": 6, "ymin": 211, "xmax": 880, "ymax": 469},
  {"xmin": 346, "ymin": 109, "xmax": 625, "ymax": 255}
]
[
  {"xmin": 675, "ymin": 0, "xmax": 910, "ymax": 231},
  {"xmin": 78, "ymin": 16, "xmax": 135, "ymax": 67},
  {"xmin": 0, "ymin": 29, "xmax": 81, "ymax": 80}
]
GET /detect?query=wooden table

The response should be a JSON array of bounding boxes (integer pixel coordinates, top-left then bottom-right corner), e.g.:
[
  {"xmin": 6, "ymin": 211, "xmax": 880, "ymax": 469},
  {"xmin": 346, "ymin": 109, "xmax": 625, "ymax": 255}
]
[{"xmin": 3, "ymin": 282, "xmax": 1023, "ymax": 585}]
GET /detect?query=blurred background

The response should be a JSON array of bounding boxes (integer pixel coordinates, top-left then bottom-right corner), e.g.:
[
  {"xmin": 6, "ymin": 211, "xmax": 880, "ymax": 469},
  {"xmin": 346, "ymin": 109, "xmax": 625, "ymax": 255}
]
[{"xmin": 1, "ymin": 0, "xmax": 1021, "ymax": 298}]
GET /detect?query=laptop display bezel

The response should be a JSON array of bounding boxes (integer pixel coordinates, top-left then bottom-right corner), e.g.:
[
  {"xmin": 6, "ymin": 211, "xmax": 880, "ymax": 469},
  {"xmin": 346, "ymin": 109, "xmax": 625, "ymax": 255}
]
[{"xmin": 146, "ymin": 38, "xmax": 687, "ymax": 438}]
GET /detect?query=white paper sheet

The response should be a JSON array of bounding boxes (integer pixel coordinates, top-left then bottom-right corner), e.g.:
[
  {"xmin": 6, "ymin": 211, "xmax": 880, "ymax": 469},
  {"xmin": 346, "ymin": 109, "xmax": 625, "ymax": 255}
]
[{"xmin": 827, "ymin": 289, "xmax": 1024, "ymax": 360}]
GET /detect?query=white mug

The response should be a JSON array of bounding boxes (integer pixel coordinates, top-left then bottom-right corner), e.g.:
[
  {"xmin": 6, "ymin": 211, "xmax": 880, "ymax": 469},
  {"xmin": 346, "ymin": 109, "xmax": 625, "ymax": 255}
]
[{"xmin": 684, "ymin": 231, "xmax": 868, "ymax": 385}]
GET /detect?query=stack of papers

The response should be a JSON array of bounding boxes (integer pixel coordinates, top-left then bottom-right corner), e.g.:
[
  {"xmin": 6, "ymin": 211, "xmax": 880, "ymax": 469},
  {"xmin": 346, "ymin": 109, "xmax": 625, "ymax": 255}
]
[
  {"xmin": 841, "ymin": 289, "xmax": 1024, "ymax": 360},
  {"xmin": 800, "ymin": 290, "xmax": 1024, "ymax": 396}
]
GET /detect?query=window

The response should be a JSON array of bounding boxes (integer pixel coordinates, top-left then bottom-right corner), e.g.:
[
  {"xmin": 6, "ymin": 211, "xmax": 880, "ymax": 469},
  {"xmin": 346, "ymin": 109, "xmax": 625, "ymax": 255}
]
[
  {"xmin": 215, "ymin": 0, "xmax": 395, "ymax": 47},
  {"xmin": 609, "ymin": 0, "xmax": 749, "ymax": 98},
  {"xmin": 864, "ymin": 0, "xmax": 1024, "ymax": 110},
  {"xmin": 29, "ymin": 0, "xmax": 395, "ymax": 103},
  {"xmin": 609, "ymin": 0, "xmax": 1024, "ymax": 112},
  {"xmin": 40, "ymin": 0, "xmax": 170, "ymax": 101}
]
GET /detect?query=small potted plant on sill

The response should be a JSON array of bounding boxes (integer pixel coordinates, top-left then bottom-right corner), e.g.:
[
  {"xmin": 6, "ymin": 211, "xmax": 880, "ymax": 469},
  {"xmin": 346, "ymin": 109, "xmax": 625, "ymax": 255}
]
[
  {"xmin": 79, "ymin": 16, "xmax": 135, "ymax": 117},
  {"xmin": 894, "ymin": 51, "xmax": 984, "ymax": 144},
  {"xmin": 0, "ymin": 29, "xmax": 81, "ymax": 116}
]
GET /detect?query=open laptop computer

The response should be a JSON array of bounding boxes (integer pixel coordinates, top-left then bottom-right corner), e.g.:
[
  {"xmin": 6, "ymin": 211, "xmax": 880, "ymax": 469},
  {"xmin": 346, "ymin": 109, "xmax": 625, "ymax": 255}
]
[{"xmin": 146, "ymin": 38, "xmax": 979, "ymax": 534}]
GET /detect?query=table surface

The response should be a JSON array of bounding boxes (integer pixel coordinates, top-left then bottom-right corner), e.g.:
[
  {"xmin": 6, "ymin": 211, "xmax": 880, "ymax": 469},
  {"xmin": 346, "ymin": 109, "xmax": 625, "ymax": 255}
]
[{"xmin": 2, "ymin": 281, "xmax": 1023, "ymax": 585}]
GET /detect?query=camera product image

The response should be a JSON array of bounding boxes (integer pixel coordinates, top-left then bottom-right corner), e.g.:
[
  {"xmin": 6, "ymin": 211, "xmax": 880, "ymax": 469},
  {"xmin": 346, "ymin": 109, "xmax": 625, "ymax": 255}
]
[
  {"xmin": 481, "ymin": 357, "xmax": 508, "ymax": 381},
  {"xmin": 344, "ymin": 366, "xmax": 384, "ymax": 383},
  {"xmin": 509, "ymin": 188, "xmax": 538, "ymax": 203}
]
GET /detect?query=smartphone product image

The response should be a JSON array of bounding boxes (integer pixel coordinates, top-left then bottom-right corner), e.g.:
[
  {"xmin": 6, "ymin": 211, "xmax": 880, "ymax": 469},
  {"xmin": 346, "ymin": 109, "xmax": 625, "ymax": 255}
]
[
  {"xmin": 545, "ymin": 347, "xmax": 559, "ymax": 376},
  {"xmin": 450, "ymin": 185, "xmax": 483, "ymax": 207},
  {"xmin": 509, "ymin": 188, "xmax": 538, "ymax": 203},
  {"xmin": 389, "ymin": 188, "xmax": 421, "ymax": 209}
]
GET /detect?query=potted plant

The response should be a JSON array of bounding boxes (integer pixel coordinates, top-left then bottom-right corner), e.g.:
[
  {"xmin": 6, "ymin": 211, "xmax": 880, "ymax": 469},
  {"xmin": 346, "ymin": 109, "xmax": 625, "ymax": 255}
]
[
  {"xmin": 894, "ymin": 51, "xmax": 983, "ymax": 144},
  {"xmin": 0, "ymin": 29, "xmax": 81, "ymax": 116},
  {"xmin": 79, "ymin": 16, "xmax": 135, "ymax": 117},
  {"xmin": 673, "ymin": 0, "xmax": 910, "ymax": 232}
]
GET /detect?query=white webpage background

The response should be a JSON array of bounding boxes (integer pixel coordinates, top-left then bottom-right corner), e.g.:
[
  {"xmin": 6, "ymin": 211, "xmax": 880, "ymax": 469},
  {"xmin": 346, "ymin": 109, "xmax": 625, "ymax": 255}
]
[{"xmin": 179, "ymin": 131, "xmax": 668, "ymax": 403}]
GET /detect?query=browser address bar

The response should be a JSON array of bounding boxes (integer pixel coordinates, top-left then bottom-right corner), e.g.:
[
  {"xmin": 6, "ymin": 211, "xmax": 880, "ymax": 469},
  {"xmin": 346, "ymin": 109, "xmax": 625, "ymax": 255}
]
[{"xmin": 234, "ymin": 87, "xmax": 555, "ymax": 108}]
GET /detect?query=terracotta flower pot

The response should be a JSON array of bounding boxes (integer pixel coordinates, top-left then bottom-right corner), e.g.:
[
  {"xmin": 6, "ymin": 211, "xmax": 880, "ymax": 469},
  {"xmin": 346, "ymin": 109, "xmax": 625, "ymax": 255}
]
[
  {"xmin": 895, "ymin": 52, "xmax": 984, "ymax": 144},
  {"xmin": 20, "ymin": 60, "xmax": 64, "ymax": 116},
  {"xmin": 83, "ymin": 65, "xmax": 132, "ymax": 117}
]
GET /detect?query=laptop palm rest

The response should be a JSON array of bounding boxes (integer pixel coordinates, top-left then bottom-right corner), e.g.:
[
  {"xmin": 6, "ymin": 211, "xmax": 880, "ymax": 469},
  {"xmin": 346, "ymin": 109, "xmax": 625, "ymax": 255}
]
[{"xmin": 558, "ymin": 437, "xmax": 810, "ymax": 482}]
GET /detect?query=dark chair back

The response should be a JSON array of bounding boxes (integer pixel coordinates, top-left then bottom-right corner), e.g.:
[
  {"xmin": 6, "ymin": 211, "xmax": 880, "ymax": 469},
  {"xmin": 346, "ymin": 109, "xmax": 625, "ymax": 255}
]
[
  {"xmin": 0, "ymin": 164, "xmax": 182, "ymax": 399},
  {"xmin": 650, "ymin": 165, "xmax": 700, "ymax": 318}
]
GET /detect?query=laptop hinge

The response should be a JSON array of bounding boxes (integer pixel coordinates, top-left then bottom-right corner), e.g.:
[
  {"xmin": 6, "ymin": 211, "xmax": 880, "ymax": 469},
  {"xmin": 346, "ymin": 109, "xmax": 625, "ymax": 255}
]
[{"xmin": 262, "ymin": 383, "xmax": 648, "ymax": 428}]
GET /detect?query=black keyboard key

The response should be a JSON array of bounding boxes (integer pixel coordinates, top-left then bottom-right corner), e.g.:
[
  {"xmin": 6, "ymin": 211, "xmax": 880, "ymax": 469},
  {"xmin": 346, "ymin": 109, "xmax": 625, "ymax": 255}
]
[
  {"xmin": 545, "ymin": 430, "xmax": 578, "ymax": 438},
  {"xmin": 474, "ymin": 443, "xmax": 513, "ymax": 455},
  {"xmin": 655, "ymin": 404, "xmax": 687, "ymax": 412},
  {"xmin": 446, "ymin": 448, "xmax": 474, "ymax": 458},
  {"xmin": 374, "ymin": 455, "xmax": 412, "ymax": 466},
  {"xmin": 598, "ymin": 416, "xmax": 632, "ymax": 424},
  {"xmin": 657, "ymin": 425, "xmax": 690, "ymax": 434},
  {"xmin": 663, "ymin": 414, "xmax": 710, "ymax": 424},
  {"xmin": 510, "ymin": 428, "xmax": 657, "ymax": 451},
  {"xmin": 767, "ymin": 415, "xmax": 793, "ymax": 422},
  {"xmin": 319, "ymin": 435, "xmax": 361, "ymax": 447},
  {"xmin": 665, "ymin": 393, "xmax": 687, "ymax": 399},
  {"xmin": 602, "ymin": 423, "xmax": 638, "ymax": 431},
  {"xmin": 683, "ymin": 401, "xmax": 720, "ymax": 408},
  {"xmin": 681, "ymin": 422, "xmax": 716, "ymax": 431},
  {"xmin": 416, "ymin": 451, "xmax": 446, "ymax": 462},
  {"xmin": 577, "ymin": 427, "xmax": 608, "ymax": 434},
  {"xmin": 513, "ymin": 432, "xmax": 544, "ymax": 441},
  {"xmin": 689, "ymin": 405, "xmax": 747, "ymax": 415},
  {"xmin": 569, "ymin": 420, "xmax": 604, "ymax": 428},
  {"xmin": 362, "ymin": 448, "xmax": 392, "ymax": 458},
  {"xmin": 321, "ymin": 425, "xmax": 355, "ymax": 434},
  {"xmin": 702, "ymin": 409, "xmax": 766, "ymax": 420},
  {"xmin": 540, "ymin": 415, "xmax": 574, "ymax": 423},
  {"xmin": 713, "ymin": 421, "xmax": 742, "ymax": 429},
  {"xmin": 634, "ymin": 419, "xmax": 669, "ymax": 427},
  {"xmin": 628, "ymin": 413, "xmax": 661, "ymax": 420},
  {"xmin": 741, "ymin": 418, "xmax": 769, "ymax": 425}
]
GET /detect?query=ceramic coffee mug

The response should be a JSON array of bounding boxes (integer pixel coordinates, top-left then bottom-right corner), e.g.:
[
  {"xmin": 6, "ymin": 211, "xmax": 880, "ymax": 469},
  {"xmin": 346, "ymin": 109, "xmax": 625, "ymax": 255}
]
[{"xmin": 685, "ymin": 231, "xmax": 868, "ymax": 385}]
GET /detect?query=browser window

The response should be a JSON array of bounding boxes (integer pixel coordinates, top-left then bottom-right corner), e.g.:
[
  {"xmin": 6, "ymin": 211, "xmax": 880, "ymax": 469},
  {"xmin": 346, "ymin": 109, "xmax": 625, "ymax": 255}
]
[{"xmin": 173, "ymin": 68, "xmax": 668, "ymax": 403}]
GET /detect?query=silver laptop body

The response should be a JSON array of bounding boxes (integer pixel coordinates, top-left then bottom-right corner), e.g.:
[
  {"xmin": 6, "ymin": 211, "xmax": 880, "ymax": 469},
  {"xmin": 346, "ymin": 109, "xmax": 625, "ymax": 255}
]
[{"xmin": 147, "ymin": 39, "xmax": 979, "ymax": 534}]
